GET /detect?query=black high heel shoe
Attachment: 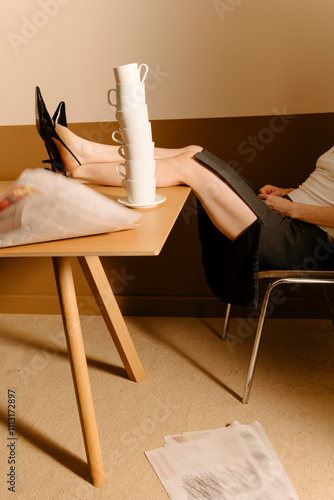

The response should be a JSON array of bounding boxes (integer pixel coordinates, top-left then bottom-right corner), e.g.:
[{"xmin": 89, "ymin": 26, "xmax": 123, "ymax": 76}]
[
  {"xmin": 35, "ymin": 87, "xmax": 80, "ymax": 175},
  {"xmin": 52, "ymin": 101, "xmax": 67, "ymax": 127}
]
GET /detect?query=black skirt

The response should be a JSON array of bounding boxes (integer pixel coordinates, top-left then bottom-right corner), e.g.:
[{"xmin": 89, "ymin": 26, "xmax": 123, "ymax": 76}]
[{"xmin": 194, "ymin": 150, "xmax": 334, "ymax": 308}]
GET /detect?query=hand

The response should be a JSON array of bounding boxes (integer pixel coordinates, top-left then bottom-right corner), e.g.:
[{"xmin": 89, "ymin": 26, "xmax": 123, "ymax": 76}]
[
  {"xmin": 258, "ymin": 192, "xmax": 294, "ymax": 217},
  {"xmin": 258, "ymin": 184, "xmax": 290, "ymax": 197}
]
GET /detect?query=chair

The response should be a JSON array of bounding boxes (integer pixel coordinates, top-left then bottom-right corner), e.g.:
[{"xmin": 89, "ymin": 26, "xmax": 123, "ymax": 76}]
[{"xmin": 222, "ymin": 270, "xmax": 334, "ymax": 404}]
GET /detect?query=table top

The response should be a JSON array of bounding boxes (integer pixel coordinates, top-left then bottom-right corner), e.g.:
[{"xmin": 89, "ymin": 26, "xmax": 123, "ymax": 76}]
[{"xmin": 0, "ymin": 182, "xmax": 191, "ymax": 257}]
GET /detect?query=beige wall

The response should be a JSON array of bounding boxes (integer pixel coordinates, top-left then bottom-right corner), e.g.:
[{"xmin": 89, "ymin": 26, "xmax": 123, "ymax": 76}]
[{"xmin": 1, "ymin": 0, "xmax": 334, "ymax": 126}]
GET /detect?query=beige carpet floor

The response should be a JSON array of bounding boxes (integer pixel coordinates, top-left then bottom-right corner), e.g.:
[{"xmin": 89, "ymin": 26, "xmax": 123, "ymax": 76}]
[{"xmin": 0, "ymin": 314, "xmax": 333, "ymax": 500}]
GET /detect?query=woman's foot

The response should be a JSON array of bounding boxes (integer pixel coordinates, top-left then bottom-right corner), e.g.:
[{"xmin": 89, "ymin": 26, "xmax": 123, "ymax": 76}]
[
  {"xmin": 52, "ymin": 124, "xmax": 98, "ymax": 171},
  {"xmin": 35, "ymin": 87, "xmax": 80, "ymax": 175}
]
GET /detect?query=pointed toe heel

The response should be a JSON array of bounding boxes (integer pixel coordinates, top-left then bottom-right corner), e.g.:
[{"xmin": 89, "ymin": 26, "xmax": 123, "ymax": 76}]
[
  {"xmin": 52, "ymin": 101, "xmax": 67, "ymax": 127},
  {"xmin": 35, "ymin": 87, "xmax": 79, "ymax": 174}
]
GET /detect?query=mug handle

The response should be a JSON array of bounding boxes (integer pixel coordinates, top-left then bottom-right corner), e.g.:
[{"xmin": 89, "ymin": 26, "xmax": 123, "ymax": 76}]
[
  {"xmin": 121, "ymin": 178, "xmax": 127, "ymax": 191},
  {"xmin": 139, "ymin": 63, "xmax": 149, "ymax": 83},
  {"xmin": 118, "ymin": 145, "xmax": 126, "ymax": 159},
  {"xmin": 115, "ymin": 162, "xmax": 126, "ymax": 179},
  {"xmin": 112, "ymin": 129, "xmax": 124, "ymax": 144},
  {"xmin": 107, "ymin": 88, "xmax": 116, "ymax": 107}
]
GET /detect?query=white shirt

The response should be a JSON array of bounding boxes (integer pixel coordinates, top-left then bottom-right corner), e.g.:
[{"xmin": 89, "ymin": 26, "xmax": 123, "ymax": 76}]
[{"xmin": 289, "ymin": 146, "xmax": 334, "ymax": 238}]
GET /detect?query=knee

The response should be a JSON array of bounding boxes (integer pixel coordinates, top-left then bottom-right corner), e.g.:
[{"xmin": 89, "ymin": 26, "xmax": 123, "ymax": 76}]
[{"xmin": 186, "ymin": 145, "xmax": 203, "ymax": 154}]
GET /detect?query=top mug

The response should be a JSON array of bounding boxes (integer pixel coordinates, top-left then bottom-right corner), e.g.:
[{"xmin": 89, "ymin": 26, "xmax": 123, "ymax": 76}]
[{"xmin": 113, "ymin": 63, "xmax": 149, "ymax": 85}]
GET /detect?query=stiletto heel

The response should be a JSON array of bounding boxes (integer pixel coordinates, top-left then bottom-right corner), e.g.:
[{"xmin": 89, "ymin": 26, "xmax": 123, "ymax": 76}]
[
  {"xmin": 52, "ymin": 101, "xmax": 67, "ymax": 127},
  {"xmin": 35, "ymin": 87, "xmax": 80, "ymax": 175}
]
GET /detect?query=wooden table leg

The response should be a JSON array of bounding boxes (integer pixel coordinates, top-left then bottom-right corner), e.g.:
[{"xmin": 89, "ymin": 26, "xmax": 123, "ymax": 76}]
[
  {"xmin": 78, "ymin": 256, "xmax": 146, "ymax": 383},
  {"xmin": 52, "ymin": 257, "xmax": 106, "ymax": 488}
]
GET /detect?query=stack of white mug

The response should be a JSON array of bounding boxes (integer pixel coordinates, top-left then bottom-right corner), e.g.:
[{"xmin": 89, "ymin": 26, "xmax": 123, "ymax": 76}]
[{"xmin": 108, "ymin": 62, "xmax": 164, "ymax": 207}]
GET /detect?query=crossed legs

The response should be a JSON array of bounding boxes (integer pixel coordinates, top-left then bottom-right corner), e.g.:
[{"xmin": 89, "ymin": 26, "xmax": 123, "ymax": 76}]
[{"xmin": 53, "ymin": 124, "xmax": 257, "ymax": 241}]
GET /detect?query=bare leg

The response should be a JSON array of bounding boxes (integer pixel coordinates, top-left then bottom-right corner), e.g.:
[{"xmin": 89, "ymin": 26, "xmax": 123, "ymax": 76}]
[
  {"xmin": 69, "ymin": 152, "xmax": 257, "ymax": 240},
  {"xmin": 52, "ymin": 126, "xmax": 256, "ymax": 240},
  {"xmin": 155, "ymin": 152, "xmax": 257, "ymax": 241},
  {"xmin": 154, "ymin": 145, "xmax": 202, "ymax": 158},
  {"xmin": 69, "ymin": 162, "xmax": 123, "ymax": 186},
  {"xmin": 53, "ymin": 124, "xmax": 202, "ymax": 171}
]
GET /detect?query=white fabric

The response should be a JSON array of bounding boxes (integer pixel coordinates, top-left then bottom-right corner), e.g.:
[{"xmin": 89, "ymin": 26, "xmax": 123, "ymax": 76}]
[
  {"xmin": 0, "ymin": 168, "xmax": 141, "ymax": 248},
  {"xmin": 289, "ymin": 146, "xmax": 334, "ymax": 238}
]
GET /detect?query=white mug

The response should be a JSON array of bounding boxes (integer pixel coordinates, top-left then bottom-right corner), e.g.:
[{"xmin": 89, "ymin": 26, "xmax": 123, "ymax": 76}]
[
  {"xmin": 116, "ymin": 104, "xmax": 149, "ymax": 129},
  {"xmin": 113, "ymin": 63, "xmax": 149, "ymax": 84},
  {"xmin": 112, "ymin": 122, "xmax": 152, "ymax": 145},
  {"xmin": 107, "ymin": 83, "xmax": 146, "ymax": 110},
  {"xmin": 121, "ymin": 177, "xmax": 156, "ymax": 205},
  {"xmin": 118, "ymin": 141, "xmax": 155, "ymax": 160},
  {"xmin": 116, "ymin": 159, "xmax": 156, "ymax": 180}
]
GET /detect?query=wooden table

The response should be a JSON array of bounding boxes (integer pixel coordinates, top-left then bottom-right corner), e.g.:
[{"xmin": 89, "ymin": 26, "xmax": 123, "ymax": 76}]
[{"xmin": 0, "ymin": 183, "xmax": 191, "ymax": 487}]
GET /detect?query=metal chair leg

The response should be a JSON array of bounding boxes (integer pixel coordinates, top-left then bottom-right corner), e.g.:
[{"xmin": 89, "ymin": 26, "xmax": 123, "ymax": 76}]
[
  {"xmin": 241, "ymin": 276, "xmax": 334, "ymax": 403},
  {"xmin": 221, "ymin": 303, "xmax": 231, "ymax": 341},
  {"xmin": 241, "ymin": 282, "xmax": 274, "ymax": 404}
]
